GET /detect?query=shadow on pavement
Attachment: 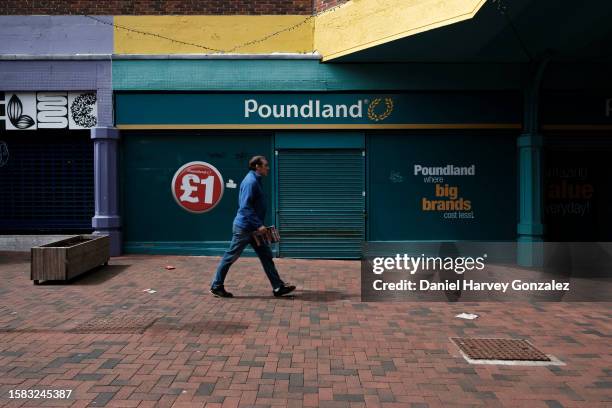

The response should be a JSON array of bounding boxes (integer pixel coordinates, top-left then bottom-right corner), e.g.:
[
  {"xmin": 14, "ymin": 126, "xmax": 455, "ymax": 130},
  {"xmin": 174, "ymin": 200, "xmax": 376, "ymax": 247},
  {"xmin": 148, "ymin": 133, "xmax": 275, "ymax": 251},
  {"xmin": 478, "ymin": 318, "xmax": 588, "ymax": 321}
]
[
  {"xmin": 151, "ymin": 319, "xmax": 250, "ymax": 334},
  {"xmin": 233, "ymin": 289, "xmax": 356, "ymax": 302},
  {"xmin": 38, "ymin": 264, "xmax": 130, "ymax": 286},
  {"xmin": 0, "ymin": 251, "xmax": 30, "ymax": 265},
  {"xmin": 296, "ymin": 289, "xmax": 357, "ymax": 302}
]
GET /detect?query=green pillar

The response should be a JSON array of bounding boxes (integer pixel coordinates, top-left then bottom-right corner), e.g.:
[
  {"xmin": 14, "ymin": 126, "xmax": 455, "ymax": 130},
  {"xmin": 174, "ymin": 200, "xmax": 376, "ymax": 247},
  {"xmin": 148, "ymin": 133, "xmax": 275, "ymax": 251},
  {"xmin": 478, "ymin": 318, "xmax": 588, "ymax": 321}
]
[
  {"xmin": 517, "ymin": 58, "xmax": 549, "ymax": 267},
  {"xmin": 517, "ymin": 133, "xmax": 544, "ymax": 267}
]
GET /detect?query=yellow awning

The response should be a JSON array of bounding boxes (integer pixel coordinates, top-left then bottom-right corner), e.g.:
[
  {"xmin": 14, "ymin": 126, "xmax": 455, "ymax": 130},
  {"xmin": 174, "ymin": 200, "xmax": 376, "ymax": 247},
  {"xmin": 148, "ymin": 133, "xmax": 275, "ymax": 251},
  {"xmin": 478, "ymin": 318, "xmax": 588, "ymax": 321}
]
[{"xmin": 316, "ymin": 0, "xmax": 487, "ymax": 61}]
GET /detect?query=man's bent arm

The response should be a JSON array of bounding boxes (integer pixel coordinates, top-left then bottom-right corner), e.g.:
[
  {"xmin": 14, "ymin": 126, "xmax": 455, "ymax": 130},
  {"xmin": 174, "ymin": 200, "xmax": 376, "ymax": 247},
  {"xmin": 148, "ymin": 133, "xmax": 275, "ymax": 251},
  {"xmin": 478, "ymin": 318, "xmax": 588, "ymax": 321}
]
[{"xmin": 239, "ymin": 181, "xmax": 264, "ymax": 230}]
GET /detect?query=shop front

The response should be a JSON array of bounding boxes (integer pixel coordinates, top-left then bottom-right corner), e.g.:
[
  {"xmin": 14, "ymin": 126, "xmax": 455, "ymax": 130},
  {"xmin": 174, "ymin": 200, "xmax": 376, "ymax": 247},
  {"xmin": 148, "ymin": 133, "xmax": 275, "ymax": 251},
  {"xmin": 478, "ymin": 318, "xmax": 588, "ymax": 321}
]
[
  {"xmin": 0, "ymin": 90, "xmax": 100, "ymax": 233},
  {"xmin": 541, "ymin": 91, "xmax": 612, "ymax": 241},
  {"xmin": 115, "ymin": 91, "xmax": 521, "ymax": 258}
]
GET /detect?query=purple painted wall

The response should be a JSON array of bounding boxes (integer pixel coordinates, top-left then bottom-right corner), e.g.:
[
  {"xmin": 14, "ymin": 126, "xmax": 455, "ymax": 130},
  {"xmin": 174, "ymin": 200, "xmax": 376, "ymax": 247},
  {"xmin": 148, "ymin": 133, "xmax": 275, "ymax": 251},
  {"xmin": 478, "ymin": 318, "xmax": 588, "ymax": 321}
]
[
  {"xmin": 0, "ymin": 16, "xmax": 118, "ymax": 253},
  {"xmin": 0, "ymin": 16, "xmax": 113, "ymax": 55}
]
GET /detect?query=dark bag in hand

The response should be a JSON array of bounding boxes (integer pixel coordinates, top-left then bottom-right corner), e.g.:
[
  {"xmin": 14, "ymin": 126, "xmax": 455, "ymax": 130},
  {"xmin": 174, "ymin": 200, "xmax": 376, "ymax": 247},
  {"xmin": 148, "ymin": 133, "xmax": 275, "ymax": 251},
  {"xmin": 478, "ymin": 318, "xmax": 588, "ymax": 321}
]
[{"xmin": 252, "ymin": 226, "xmax": 280, "ymax": 246}]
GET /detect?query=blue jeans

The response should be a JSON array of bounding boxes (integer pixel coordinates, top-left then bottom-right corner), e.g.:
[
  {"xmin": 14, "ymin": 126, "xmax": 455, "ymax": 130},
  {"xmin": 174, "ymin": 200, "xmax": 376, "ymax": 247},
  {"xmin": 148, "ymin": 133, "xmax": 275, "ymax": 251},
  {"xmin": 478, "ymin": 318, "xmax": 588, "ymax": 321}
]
[{"xmin": 211, "ymin": 225, "xmax": 284, "ymax": 290}]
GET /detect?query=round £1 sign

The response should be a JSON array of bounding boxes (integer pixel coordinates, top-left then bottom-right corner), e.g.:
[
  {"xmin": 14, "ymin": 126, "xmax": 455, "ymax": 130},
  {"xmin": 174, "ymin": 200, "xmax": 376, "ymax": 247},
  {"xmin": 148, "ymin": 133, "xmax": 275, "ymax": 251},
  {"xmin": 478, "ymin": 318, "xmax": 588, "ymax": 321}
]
[{"xmin": 171, "ymin": 161, "xmax": 225, "ymax": 213}]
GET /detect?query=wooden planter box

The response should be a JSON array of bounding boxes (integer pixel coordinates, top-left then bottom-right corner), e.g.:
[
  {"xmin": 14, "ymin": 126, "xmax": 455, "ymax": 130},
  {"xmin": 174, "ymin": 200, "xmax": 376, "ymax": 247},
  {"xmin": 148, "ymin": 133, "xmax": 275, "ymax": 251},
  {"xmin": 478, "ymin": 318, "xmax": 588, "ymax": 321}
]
[{"xmin": 31, "ymin": 234, "xmax": 110, "ymax": 284}]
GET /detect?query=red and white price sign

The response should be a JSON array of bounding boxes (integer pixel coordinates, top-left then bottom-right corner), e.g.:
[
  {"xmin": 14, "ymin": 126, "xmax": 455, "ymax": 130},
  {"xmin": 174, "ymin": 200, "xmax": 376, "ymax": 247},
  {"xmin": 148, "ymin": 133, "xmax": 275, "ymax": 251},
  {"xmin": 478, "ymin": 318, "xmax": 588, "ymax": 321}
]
[{"xmin": 171, "ymin": 161, "xmax": 224, "ymax": 213}]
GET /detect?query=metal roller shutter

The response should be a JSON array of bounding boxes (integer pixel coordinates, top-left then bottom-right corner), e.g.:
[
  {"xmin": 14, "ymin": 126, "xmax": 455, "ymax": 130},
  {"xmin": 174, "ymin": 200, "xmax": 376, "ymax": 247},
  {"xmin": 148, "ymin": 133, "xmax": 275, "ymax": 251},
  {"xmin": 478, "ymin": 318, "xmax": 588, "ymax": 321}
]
[
  {"xmin": 277, "ymin": 149, "xmax": 364, "ymax": 259},
  {"xmin": 0, "ymin": 132, "xmax": 94, "ymax": 232}
]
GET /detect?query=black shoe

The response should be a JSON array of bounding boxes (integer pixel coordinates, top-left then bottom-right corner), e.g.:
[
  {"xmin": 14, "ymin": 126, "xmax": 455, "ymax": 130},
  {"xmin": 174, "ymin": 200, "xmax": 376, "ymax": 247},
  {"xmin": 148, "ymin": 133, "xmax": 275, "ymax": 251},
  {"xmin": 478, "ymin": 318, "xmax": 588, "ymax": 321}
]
[
  {"xmin": 273, "ymin": 284, "xmax": 296, "ymax": 297},
  {"xmin": 210, "ymin": 287, "xmax": 234, "ymax": 298}
]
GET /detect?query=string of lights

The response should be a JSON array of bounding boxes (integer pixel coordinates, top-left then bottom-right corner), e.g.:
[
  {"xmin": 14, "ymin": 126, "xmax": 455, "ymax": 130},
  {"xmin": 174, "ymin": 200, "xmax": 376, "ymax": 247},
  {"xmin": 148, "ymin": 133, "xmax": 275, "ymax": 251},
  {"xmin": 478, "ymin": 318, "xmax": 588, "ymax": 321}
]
[
  {"xmin": 84, "ymin": 3, "xmax": 348, "ymax": 54},
  {"xmin": 84, "ymin": 15, "xmax": 223, "ymax": 53},
  {"xmin": 492, "ymin": 0, "xmax": 533, "ymax": 62}
]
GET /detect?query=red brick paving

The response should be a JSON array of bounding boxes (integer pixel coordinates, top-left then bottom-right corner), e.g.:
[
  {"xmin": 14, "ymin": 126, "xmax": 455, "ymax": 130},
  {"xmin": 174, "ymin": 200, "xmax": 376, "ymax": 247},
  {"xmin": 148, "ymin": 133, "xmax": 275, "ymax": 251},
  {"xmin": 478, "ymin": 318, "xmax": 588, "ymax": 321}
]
[{"xmin": 0, "ymin": 251, "xmax": 610, "ymax": 407}]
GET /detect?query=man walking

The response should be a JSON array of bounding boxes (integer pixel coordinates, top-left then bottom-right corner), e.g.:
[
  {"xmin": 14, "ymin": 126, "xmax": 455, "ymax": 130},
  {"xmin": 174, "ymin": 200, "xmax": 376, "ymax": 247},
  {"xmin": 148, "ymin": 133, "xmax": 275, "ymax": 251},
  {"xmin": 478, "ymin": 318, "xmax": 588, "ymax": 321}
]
[{"xmin": 210, "ymin": 156, "xmax": 296, "ymax": 298}]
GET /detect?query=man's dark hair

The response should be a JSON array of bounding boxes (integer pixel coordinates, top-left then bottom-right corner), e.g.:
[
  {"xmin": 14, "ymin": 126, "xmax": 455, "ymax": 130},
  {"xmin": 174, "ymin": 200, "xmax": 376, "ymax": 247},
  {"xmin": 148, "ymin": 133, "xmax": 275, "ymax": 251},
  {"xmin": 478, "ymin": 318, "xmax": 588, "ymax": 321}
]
[{"xmin": 249, "ymin": 155, "xmax": 267, "ymax": 170}]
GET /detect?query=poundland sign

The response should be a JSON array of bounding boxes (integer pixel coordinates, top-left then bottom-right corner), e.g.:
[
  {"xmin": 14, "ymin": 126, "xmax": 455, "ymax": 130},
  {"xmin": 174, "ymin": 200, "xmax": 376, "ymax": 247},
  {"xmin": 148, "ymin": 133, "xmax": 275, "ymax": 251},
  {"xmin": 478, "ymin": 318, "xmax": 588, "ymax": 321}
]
[
  {"xmin": 244, "ymin": 98, "xmax": 393, "ymax": 121},
  {"xmin": 115, "ymin": 92, "xmax": 521, "ymax": 129}
]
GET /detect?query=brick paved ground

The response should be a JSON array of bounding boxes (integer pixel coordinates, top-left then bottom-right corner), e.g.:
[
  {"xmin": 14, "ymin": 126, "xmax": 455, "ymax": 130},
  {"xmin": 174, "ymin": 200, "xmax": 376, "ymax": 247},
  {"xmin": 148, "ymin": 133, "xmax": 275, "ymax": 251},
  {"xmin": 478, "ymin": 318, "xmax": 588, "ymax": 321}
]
[{"xmin": 0, "ymin": 251, "xmax": 610, "ymax": 407}]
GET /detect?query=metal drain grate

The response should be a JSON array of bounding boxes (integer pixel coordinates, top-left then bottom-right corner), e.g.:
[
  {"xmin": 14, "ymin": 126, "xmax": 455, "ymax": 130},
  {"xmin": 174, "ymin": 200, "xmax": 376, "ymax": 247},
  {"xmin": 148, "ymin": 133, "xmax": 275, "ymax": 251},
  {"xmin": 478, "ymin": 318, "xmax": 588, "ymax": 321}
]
[
  {"xmin": 452, "ymin": 338, "xmax": 550, "ymax": 361},
  {"xmin": 68, "ymin": 315, "xmax": 159, "ymax": 334}
]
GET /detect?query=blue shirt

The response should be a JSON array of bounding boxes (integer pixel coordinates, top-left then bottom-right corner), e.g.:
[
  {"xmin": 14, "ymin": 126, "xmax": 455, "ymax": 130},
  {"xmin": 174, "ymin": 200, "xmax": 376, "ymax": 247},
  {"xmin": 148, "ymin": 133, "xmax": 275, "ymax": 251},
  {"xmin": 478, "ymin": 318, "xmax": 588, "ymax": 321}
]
[{"xmin": 233, "ymin": 170, "xmax": 266, "ymax": 231}]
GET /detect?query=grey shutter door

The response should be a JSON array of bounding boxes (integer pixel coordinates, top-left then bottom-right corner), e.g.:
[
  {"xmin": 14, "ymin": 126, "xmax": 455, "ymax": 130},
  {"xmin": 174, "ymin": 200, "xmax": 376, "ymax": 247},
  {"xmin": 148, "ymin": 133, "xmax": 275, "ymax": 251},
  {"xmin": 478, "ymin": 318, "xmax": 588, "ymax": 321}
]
[{"xmin": 277, "ymin": 149, "xmax": 364, "ymax": 259}]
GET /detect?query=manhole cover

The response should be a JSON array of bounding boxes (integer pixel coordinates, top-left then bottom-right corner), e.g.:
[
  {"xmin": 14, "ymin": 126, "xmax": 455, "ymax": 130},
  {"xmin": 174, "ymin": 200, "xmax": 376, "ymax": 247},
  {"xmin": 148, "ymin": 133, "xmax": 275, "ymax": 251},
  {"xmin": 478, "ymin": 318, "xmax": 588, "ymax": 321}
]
[
  {"xmin": 452, "ymin": 338, "xmax": 550, "ymax": 361},
  {"xmin": 68, "ymin": 315, "xmax": 159, "ymax": 334}
]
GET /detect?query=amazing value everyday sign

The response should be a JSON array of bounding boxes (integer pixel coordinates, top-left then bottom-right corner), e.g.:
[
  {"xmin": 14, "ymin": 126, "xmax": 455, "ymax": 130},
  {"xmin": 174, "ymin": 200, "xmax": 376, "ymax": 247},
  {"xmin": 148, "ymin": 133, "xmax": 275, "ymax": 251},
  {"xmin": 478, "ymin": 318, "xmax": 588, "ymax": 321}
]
[{"xmin": 115, "ymin": 92, "xmax": 522, "ymax": 129}]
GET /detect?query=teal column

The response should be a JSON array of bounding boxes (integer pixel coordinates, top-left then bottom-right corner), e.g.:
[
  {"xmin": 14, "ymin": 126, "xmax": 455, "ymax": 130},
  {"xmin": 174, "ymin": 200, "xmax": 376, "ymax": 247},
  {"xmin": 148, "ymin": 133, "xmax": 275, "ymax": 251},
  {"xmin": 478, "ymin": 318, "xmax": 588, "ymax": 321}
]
[
  {"xmin": 517, "ymin": 58, "xmax": 549, "ymax": 267},
  {"xmin": 517, "ymin": 133, "xmax": 544, "ymax": 266}
]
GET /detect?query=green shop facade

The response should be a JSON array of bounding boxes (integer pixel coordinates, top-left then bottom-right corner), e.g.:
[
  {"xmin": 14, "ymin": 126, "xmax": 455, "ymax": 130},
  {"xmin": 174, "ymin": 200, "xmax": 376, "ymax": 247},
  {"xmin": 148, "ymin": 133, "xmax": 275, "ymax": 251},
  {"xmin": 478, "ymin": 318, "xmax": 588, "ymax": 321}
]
[{"xmin": 106, "ymin": 59, "xmax": 611, "ymax": 263}]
